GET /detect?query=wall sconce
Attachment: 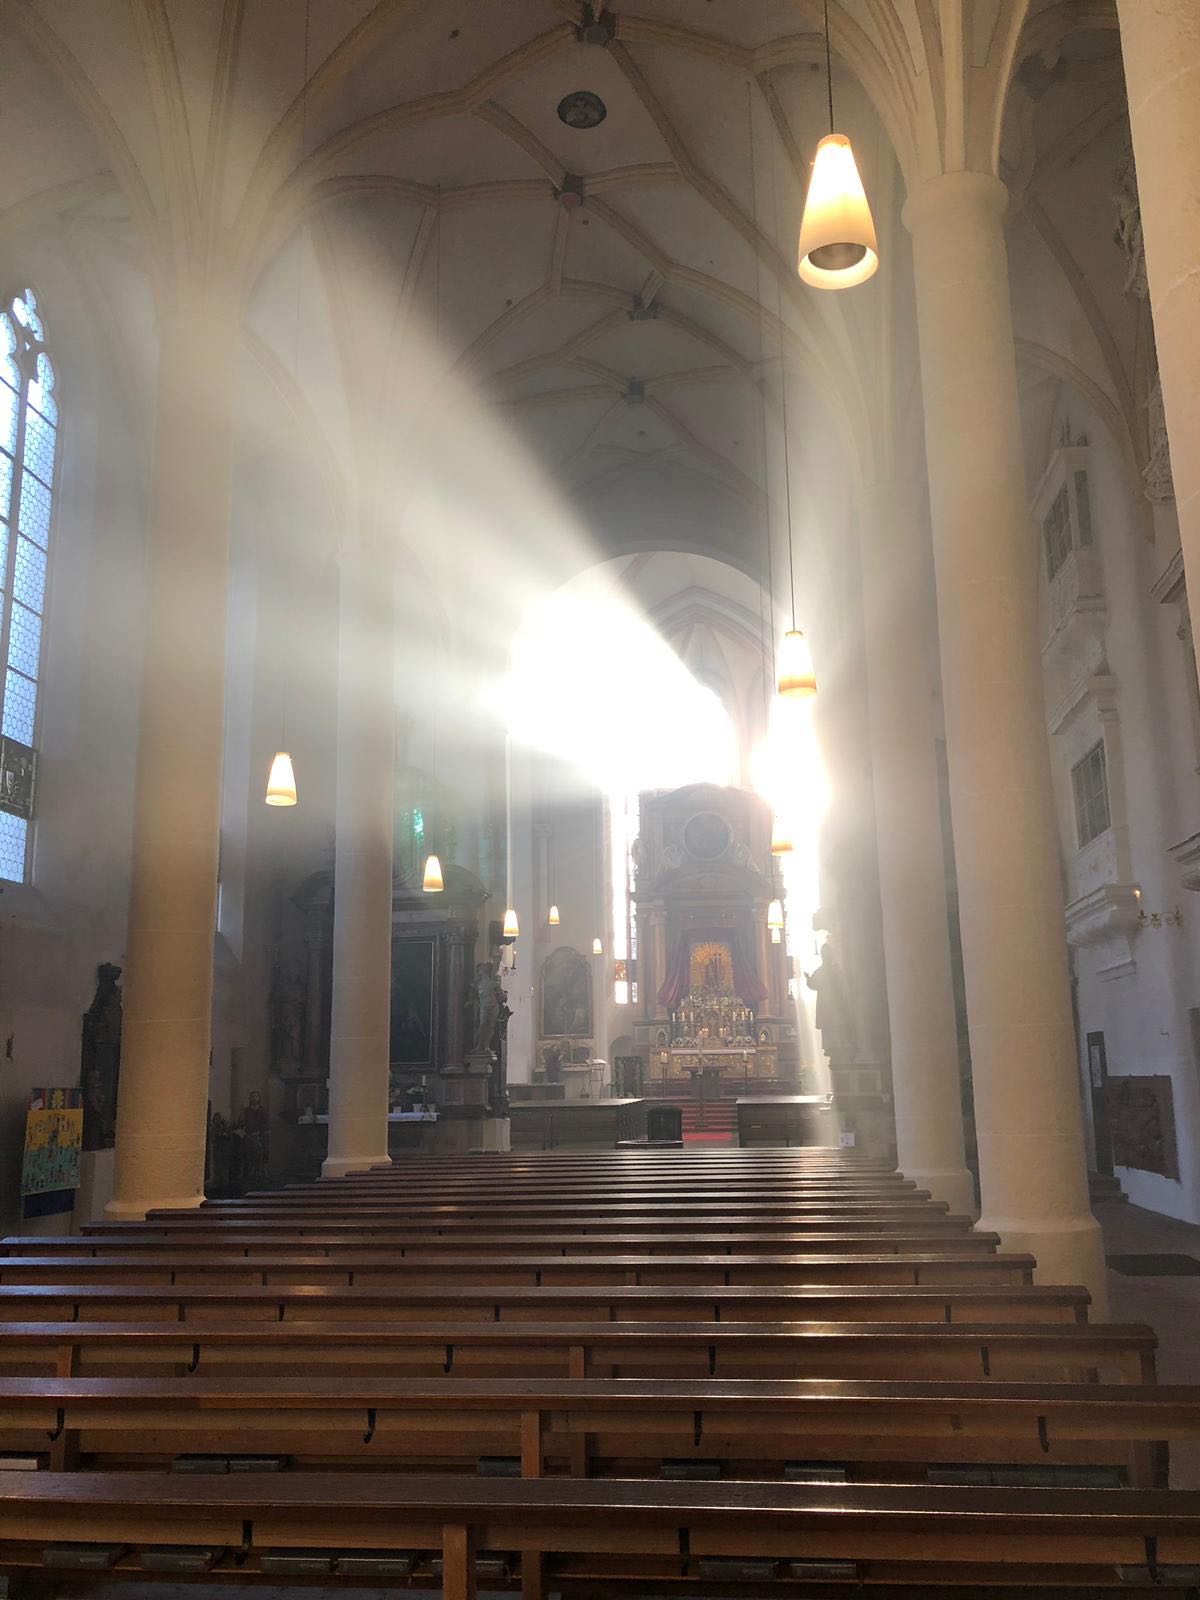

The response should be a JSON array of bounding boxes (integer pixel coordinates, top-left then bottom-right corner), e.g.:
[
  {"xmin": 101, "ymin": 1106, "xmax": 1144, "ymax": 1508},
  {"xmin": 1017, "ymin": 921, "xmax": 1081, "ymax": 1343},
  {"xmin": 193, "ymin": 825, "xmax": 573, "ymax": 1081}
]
[{"xmin": 1136, "ymin": 905, "xmax": 1184, "ymax": 929}]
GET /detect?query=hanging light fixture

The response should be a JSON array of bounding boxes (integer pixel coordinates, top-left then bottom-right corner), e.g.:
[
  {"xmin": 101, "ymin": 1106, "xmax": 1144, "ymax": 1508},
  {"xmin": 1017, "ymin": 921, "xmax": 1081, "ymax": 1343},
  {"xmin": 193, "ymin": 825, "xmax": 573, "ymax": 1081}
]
[
  {"xmin": 422, "ymin": 855, "xmax": 444, "ymax": 893},
  {"xmin": 503, "ymin": 907, "xmax": 520, "ymax": 939},
  {"xmin": 767, "ymin": 897, "xmax": 785, "ymax": 930},
  {"xmin": 771, "ymin": 816, "xmax": 794, "ymax": 855},
  {"xmin": 265, "ymin": 751, "xmax": 298, "ymax": 807},
  {"xmin": 771, "ymin": 926, "xmax": 783, "ymax": 945},
  {"xmin": 777, "ymin": 628, "xmax": 817, "ymax": 698},
  {"xmin": 548, "ymin": 904, "xmax": 561, "ymax": 926},
  {"xmin": 796, "ymin": 1, "xmax": 878, "ymax": 290},
  {"xmin": 592, "ymin": 936, "xmax": 603, "ymax": 956}
]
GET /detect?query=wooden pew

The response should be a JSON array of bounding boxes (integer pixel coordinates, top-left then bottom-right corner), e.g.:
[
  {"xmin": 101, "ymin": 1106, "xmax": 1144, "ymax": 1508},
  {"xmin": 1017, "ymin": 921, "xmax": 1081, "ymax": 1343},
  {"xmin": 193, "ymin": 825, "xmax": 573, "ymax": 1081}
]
[
  {"xmin": 0, "ymin": 1317, "xmax": 1158, "ymax": 1384},
  {"xmin": 0, "ymin": 1373, "xmax": 1188, "ymax": 1485},
  {"xmin": 0, "ymin": 1251, "xmax": 1036, "ymax": 1290},
  {"xmin": 0, "ymin": 1470, "xmax": 1197, "ymax": 1595},
  {"xmin": 0, "ymin": 1281, "xmax": 1091, "ymax": 1328},
  {"xmin": 2, "ymin": 1228, "xmax": 1006, "ymax": 1258},
  {"xmin": 84, "ymin": 1209, "xmax": 982, "ymax": 1239}
]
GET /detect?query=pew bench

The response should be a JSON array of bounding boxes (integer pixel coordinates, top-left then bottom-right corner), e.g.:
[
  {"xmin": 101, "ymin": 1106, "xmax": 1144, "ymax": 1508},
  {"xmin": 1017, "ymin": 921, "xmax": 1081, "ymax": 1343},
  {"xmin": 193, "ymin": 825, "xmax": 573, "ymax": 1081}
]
[
  {"xmin": 0, "ymin": 1373, "xmax": 1187, "ymax": 1485},
  {"xmin": 0, "ymin": 1318, "xmax": 1156, "ymax": 1385},
  {"xmin": 0, "ymin": 1470, "xmax": 1197, "ymax": 1596},
  {"xmin": 0, "ymin": 1251, "xmax": 1036, "ymax": 1291},
  {"xmin": 3, "ymin": 1228, "xmax": 1006, "ymax": 1259},
  {"xmin": 0, "ymin": 1281, "xmax": 1091, "ymax": 1328}
]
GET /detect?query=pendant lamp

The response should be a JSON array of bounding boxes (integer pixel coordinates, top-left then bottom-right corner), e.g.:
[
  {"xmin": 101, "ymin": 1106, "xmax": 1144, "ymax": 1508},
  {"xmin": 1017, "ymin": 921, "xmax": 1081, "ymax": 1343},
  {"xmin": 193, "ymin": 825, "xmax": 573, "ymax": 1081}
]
[
  {"xmin": 592, "ymin": 936, "xmax": 603, "ymax": 956},
  {"xmin": 503, "ymin": 908, "xmax": 519, "ymax": 939},
  {"xmin": 771, "ymin": 816, "xmax": 794, "ymax": 855},
  {"xmin": 422, "ymin": 855, "xmax": 444, "ymax": 893},
  {"xmin": 771, "ymin": 926, "xmax": 782, "ymax": 944},
  {"xmin": 796, "ymin": 2, "xmax": 878, "ymax": 290},
  {"xmin": 777, "ymin": 628, "xmax": 817, "ymax": 698},
  {"xmin": 548, "ymin": 904, "xmax": 561, "ymax": 926},
  {"xmin": 265, "ymin": 751, "xmax": 298, "ymax": 807},
  {"xmin": 767, "ymin": 897, "xmax": 785, "ymax": 930}
]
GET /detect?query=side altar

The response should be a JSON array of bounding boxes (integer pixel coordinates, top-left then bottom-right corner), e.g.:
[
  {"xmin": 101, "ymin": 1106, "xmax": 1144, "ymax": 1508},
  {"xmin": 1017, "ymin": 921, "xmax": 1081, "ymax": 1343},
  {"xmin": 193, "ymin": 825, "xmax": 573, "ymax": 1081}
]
[{"xmin": 632, "ymin": 783, "xmax": 798, "ymax": 1096}]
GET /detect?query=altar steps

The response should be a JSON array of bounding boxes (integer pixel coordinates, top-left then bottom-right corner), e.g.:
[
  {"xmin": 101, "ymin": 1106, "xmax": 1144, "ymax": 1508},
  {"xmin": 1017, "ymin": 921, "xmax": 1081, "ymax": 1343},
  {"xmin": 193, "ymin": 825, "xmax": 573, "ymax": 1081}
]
[{"xmin": 680, "ymin": 1098, "xmax": 739, "ymax": 1147}]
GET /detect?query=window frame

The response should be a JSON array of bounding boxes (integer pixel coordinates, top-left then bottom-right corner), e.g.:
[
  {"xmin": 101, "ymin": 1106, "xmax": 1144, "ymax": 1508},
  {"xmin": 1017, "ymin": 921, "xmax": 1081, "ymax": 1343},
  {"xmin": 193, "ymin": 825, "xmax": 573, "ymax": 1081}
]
[
  {"xmin": 1071, "ymin": 739, "xmax": 1111, "ymax": 850},
  {"xmin": 0, "ymin": 286, "xmax": 61, "ymax": 884}
]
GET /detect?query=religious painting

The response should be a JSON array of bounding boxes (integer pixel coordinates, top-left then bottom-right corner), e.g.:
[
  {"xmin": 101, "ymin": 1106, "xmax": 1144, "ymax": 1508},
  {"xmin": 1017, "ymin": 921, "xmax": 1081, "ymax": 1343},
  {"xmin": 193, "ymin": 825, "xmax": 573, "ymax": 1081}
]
[
  {"xmin": 1109, "ymin": 1074, "xmax": 1179, "ymax": 1179},
  {"xmin": 689, "ymin": 938, "xmax": 734, "ymax": 995},
  {"xmin": 682, "ymin": 811, "xmax": 731, "ymax": 862},
  {"xmin": 390, "ymin": 938, "xmax": 436, "ymax": 1066},
  {"xmin": 0, "ymin": 736, "xmax": 36, "ymax": 820},
  {"xmin": 21, "ymin": 1086, "xmax": 83, "ymax": 1219},
  {"xmin": 541, "ymin": 947, "xmax": 591, "ymax": 1038}
]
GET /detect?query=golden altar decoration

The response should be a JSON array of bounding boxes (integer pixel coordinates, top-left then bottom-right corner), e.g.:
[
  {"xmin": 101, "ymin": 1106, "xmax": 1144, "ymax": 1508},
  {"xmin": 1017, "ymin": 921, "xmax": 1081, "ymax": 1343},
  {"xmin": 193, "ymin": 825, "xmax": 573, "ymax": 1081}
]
[{"xmin": 652, "ymin": 938, "xmax": 780, "ymax": 1083}]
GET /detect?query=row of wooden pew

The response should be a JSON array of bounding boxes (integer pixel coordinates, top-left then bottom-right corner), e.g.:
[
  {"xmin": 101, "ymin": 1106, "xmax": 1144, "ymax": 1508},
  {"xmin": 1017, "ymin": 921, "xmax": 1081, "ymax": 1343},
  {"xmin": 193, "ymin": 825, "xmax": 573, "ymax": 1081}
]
[{"xmin": 0, "ymin": 1146, "xmax": 1197, "ymax": 1596}]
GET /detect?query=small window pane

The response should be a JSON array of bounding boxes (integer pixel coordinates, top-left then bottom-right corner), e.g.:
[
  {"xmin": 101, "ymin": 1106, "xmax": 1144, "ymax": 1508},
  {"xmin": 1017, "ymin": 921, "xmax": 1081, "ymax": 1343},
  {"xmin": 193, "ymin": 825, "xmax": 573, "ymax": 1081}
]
[
  {"xmin": 2, "ymin": 670, "xmax": 36, "ymax": 743},
  {"xmin": 1043, "ymin": 485, "xmax": 1072, "ymax": 579},
  {"xmin": 0, "ymin": 449, "xmax": 12, "ymax": 518},
  {"xmin": 14, "ymin": 536, "xmax": 46, "ymax": 611},
  {"xmin": 12, "ymin": 292, "xmax": 44, "ymax": 341},
  {"xmin": 1073, "ymin": 469, "xmax": 1093, "ymax": 548},
  {"xmin": 1071, "ymin": 741, "xmax": 1111, "ymax": 848},
  {"xmin": 18, "ymin": 472, "xmax": 51, "ymax": 548},
  {"xmin": 0, "ymin": 811, "xmax": 27, "ymax": 882},
  {"xmin": 0, "ymin": 380, "xmax": 16, "ymax": 456},
  {"xmin": 30, "ymin": 355, "xmax": 56, "ymax": 424},
  {"xmin": 22, "ymin": 406, "xmax": 55, "ymax": 487},
  {"xmin": 8, "ymin": 604, "xmax": 41, "ymax": 678}
]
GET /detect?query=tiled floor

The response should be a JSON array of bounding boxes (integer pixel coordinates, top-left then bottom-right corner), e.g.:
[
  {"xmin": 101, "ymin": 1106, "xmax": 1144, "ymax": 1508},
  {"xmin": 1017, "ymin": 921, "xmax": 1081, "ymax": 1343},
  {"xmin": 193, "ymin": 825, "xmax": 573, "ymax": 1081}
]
[{"xmin": 1098, "ymin": 1198, "xmax": 1200, "ymax": 1488}]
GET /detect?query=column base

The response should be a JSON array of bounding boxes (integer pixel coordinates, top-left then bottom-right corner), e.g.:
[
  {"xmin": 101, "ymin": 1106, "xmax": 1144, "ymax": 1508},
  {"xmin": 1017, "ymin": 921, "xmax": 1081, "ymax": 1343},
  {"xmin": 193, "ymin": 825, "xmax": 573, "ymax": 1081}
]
[
  {"xmin": 902, "ymin": 1165, "xmax": 978, "ymax": 1220},
  {"xmin": 977, "ymin": 1209, "xmax": 1109, "ymax": 1317},
  {"xmin": 321, "ymin": 1154, "xmax": 392, "ymax": 1178},
  {"xmin": 103, "ymin": 1190, "xmax": 205, "ymax": 1221}
]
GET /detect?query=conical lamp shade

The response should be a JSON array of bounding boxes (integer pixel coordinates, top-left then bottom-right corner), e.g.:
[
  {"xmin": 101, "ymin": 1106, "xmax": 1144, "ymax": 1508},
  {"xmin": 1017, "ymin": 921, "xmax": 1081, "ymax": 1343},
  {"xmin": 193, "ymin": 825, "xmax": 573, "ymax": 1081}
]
[
  {"xmin": 777, "ymin": 629, "xmax": 817, "ymax": 698},
  {"xmin": 797, "ymin": 133, "xmax": 879, "ymax": 290},
  {"xmin": 422, "ymin": 855, "xmax": 444, "ymax": 893},
  {"xmin": 548, "ymin": 904, "xmax": 560, "ymax": 926},
  {"xmin": 502, "ymin": 908, "xmax": 519, "ymax": 939},
  {"xmin": 592, "ymin": 936, "xmax": 603, "ymax": 956},
  {"xmin": 767, "ymin": 898, "xmax": 785, "ymax": 930},
  {"xmin": 265, "ymin": 751, "xmax": 298, "ymax": 807},
  {"xmin": 770, "ymin": 816, "xmax": 794, "ymax": 855}
]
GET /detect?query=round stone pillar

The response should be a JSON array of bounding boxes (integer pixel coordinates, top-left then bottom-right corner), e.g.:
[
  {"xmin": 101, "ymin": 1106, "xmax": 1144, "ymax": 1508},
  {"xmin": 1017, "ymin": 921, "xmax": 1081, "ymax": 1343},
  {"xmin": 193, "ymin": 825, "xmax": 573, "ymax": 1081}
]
[
  {"xmin": 1117, "ymin": 0, "xmax": 1200, "ymax": 645},
  {"xmin": 323, "ymin": 547, "xmax": 396, "ymax": 1178},
  {"xmin": 107, "ymin": 299, "xmax": 238, "ymax": 1219},
  {"xmin": 859, "ymin": 481, "xmax": 975, "ymax": 1216},
  {"xmin": 903, "ymin": 172, "xmax": 1107, "ymax": 1309}
]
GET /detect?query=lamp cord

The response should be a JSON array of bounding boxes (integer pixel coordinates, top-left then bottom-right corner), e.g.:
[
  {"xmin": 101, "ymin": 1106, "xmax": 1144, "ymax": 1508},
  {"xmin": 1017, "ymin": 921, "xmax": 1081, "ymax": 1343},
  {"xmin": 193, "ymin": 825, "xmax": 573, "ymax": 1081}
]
[
  {"xmin": 824, "ymin": 0, "xmax": 835, "ymax": 132},
  {"xmin": 747, "ymin": 82, "xmax": 776, "ymax": 720},
  {"xmin": 765, "ymin": 74, "xmax": 799, "ymax": 629}
]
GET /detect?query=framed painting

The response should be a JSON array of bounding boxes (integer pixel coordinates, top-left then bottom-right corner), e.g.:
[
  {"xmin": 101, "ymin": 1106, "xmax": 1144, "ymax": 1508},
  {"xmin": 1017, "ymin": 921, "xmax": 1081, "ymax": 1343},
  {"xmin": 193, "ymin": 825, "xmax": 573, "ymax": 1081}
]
[{"xmin": 390, "ymin": 938, "xmax": 436, "ymax": 1066}]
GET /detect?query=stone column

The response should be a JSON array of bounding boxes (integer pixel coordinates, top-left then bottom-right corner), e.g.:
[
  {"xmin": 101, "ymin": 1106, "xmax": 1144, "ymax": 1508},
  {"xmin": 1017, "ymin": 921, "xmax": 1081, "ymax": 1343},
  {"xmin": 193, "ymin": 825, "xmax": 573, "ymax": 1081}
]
[
  {"xmin": 904, "ymin": 172, "xmax": 1107, "ymax": 1308},
  {"xmin": 1117, "ymin": 0, "xmax": 1200, "ymax": 646},
  {"xmin": 323, "ymin": 546, "xmax": 396, "ymax": 1177},
  {"xmin": 859, "ymin": 481, "xmax": 975, "ymax": 1216},
  {"xmin": 107, "ymin": 297, "xmax": 237, "ymax": 1218}
]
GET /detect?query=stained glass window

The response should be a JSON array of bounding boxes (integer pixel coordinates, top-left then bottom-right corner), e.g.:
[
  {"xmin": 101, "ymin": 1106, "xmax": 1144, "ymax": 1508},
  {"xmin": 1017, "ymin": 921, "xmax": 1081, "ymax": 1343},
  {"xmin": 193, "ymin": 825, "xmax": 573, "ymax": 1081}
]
[{"xmin": 0, "ymin": 289, "xmax": 58, "ymax": 881}]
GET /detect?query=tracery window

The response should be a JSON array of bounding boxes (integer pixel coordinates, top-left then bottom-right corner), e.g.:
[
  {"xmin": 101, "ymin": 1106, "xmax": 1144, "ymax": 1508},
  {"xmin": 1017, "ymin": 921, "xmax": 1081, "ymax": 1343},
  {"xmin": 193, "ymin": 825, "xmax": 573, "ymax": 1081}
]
[{"xmin": 0, "ymin": 289, "xmax": 58, "ymax": 882}]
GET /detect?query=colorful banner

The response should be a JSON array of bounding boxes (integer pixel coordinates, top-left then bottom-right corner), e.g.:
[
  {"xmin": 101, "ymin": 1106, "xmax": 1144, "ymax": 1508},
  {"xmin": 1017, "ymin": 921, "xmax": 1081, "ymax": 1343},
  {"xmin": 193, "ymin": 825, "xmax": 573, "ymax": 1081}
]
[{"xmin": 21, "ymin": 1086, "xmax": 83, "ymax": 1217}]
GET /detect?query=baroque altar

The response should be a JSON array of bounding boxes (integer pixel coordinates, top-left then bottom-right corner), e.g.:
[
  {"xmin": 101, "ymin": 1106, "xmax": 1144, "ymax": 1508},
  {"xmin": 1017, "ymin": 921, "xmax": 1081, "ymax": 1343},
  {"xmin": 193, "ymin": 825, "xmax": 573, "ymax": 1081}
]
[{"xmin": 632, "ymin": 783, "xmax": 797, "ymax": 1095}]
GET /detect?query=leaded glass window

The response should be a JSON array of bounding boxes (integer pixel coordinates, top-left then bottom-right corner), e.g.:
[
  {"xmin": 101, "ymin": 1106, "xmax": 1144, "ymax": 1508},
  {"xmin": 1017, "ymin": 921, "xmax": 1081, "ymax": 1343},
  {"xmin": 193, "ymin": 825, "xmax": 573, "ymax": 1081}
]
[
  {"xmin": 1071, "ymin": 741, "xmax": 1111, "ymax": 849},
  {"xmin": 0, "ymin": 289, "xmax": 58, "ymax": 882}
]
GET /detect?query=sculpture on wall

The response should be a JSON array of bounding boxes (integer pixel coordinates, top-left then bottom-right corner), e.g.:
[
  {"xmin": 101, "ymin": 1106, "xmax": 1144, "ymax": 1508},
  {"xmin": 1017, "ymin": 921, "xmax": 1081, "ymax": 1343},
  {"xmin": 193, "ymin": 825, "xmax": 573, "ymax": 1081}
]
[
  {"xmin": 80, "ymin": 963, "xmax": 122, "ymax": 1152},
  {"xmin": 805, "ymin": 936, "xmax": 856, "ymax": 1065},
  {"xmin": 470, "ymin": 961, "xmax": 506, "ymax": 1056}
]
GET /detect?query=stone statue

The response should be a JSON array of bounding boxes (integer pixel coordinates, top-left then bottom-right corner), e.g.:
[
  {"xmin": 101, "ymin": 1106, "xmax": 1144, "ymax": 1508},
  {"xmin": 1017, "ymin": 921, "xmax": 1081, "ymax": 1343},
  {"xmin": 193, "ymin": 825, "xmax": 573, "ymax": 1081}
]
[
  {"xmin": 471, "ymin": 961, "xmax": 504, "ymax": 1056},
  {"xmin": 805, "ymin": 936, "xmax": 856, "ymax": 1065},
  {"xmin": 270, "ymin": 964, "xmax": 304, "ymax": 1070},
  {"xmin": 234, "ymin": 1089, "xmax": 270, "ymax": 1190},
  {"xmin": 81, "ymin": 963, "xmax": 122, "ymax": 1152}
]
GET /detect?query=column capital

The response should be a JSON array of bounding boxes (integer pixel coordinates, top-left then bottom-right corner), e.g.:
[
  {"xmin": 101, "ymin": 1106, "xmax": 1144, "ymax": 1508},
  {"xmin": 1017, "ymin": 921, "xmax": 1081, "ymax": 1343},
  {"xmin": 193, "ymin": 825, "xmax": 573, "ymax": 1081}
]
[{"xmin": 902, "ymin": 169, "xmax": 1009, "ymax": 237}]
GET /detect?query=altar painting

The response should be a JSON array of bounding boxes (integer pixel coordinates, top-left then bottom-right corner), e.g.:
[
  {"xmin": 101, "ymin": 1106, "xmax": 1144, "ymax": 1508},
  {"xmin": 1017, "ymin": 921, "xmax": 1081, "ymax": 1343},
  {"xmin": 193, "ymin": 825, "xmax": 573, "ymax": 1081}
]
[
  {"xmin": 689, "ymin": 939, "xmax": 733, "ymax": 995},
  {"xmin": 541, "ymin": 947, "xmax": 592, "ymax": 1038},
  {"xmin": 390, "ymin": 938, "xmax": 435, "ymax": 1066}
]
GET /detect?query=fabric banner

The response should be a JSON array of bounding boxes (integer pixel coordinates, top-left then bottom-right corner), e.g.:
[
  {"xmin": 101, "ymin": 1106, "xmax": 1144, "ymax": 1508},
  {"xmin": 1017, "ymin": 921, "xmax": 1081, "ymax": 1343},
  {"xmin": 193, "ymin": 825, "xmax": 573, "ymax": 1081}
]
[{"xmin": 21, "ymin": 1086, "xmax": 83, "ymax": 1218}]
